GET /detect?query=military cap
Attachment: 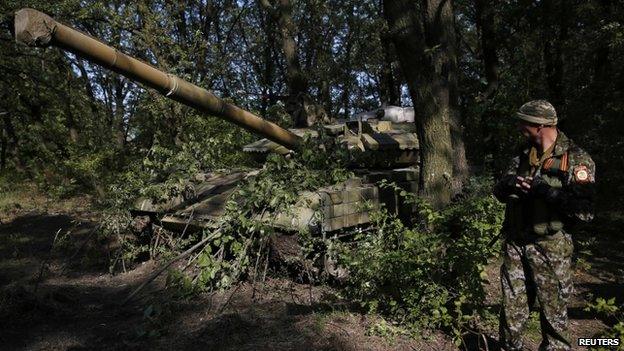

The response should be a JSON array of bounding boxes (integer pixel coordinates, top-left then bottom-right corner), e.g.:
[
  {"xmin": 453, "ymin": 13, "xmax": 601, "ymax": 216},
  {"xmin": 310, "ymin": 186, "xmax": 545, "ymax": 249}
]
[{"xmin": 515, "ymin": 100, "xmax": 557, "ymax": 125}]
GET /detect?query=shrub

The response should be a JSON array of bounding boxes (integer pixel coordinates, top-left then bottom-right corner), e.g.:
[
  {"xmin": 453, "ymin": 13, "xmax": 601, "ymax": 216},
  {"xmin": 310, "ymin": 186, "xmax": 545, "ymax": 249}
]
[
  {"xmin": 338, "ymin": 177, "xmax": 504, "ymax": 343},
  {"xmin": 585, "ymin": 296, "xmax": 624, "ymax": 351}
]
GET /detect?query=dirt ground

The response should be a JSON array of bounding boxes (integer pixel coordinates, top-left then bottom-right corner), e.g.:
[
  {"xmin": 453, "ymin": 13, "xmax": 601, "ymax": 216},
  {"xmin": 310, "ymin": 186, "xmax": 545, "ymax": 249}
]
[{"xmin": 0, "ymin": 194, "xmax": 621, "ymax": 350}]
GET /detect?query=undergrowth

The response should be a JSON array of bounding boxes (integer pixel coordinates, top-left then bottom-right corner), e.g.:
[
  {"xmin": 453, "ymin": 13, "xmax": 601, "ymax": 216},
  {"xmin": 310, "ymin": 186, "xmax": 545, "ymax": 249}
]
[
  {"xmin": 337, "ymin": 178, "xmax": 504, "ymax": 345},
  {"xmin": 104, "ymin": 129, "xmax": 352, "ymax": 287},
  {"xmin": 95, "ymin": 128, "xmax": 505, "ymax": 344},
  {"xmin": 166, "ymin": 131, "xmax": 352, "ymax": 293},
  {"xmin": 585, "ymin": 296, "xmax": 624, "ymax": 350}
]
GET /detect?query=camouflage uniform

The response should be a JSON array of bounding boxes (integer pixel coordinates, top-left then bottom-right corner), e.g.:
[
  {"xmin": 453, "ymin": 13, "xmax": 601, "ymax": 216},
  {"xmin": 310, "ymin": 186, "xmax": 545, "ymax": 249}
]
[{"xmin": 493, "ymin": 100, "xmax": 595, "ymax": 351}]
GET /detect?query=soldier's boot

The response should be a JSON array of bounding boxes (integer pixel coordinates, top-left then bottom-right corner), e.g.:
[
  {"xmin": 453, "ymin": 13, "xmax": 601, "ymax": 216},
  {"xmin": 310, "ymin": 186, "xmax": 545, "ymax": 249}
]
[
  {"xmin": 499, "ymin": 241, "xmax": 531, "ymax": 351},
  {"xmin": 526, "ymin": 232, "xmax": 574, "ymax": 351}
]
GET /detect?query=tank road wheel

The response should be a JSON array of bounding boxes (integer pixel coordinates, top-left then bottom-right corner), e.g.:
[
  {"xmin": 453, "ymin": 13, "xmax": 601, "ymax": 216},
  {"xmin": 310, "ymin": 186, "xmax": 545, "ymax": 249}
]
[
  {"xmin": 266, "ymin": 231, "xmax": 350, "ymax": 283},
  {"xmin": 130, "ymin": 215, "xmax": 153, "ymax": 244},
  {"xmin": 267, "ymin": 232, "xmax": 321, "ymax": 282}
]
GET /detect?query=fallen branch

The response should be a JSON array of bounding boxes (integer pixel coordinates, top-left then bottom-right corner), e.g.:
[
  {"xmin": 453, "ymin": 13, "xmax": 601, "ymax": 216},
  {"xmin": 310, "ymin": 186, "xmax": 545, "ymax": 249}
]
[
  {"xmin": 33, "ymin": 228, "xmax": 61, "ymax": 294},
  {"xmin": 60, "ymin": 223, "xmax": 102, "ymax": 275},
  {"xmin": 121, "ymin": 228, "xmax": 221, "ymax": 305},
  {"xmin": 217, "ymin": 281, "xmax": 243, "ymax": 314},
  {"xmin": 251, "ymin": 237, "xmax": 268, "ymax": 299}
]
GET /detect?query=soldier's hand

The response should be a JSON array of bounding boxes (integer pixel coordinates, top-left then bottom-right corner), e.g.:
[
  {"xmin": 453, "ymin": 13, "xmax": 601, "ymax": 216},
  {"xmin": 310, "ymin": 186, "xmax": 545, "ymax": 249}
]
[
  {"xmin": 515, "ymin": 176, "xmax": 532, "ymax": 194},
  {"xmin": 531, "ymin": 176, "xmax": 560, "ymax": 203}
]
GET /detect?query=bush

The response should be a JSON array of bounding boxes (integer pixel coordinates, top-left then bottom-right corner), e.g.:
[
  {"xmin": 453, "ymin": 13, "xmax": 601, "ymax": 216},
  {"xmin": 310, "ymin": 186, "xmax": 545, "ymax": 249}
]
[
  {"xmin": 338, "ymin": 177, "xmax": 504, "ymax": 343},
  {"xmin": 585, "ymin": 296, "xmax": 624, "ymax": 351},
  {"xmin": 147, "ymin": 131, "xmax": 354, "ymax": 292}
]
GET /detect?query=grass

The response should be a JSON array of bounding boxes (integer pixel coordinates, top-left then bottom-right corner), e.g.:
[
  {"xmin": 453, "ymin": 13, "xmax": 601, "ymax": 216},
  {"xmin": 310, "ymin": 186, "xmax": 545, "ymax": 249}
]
[
  {"xmin": 0, "ymin": 179, "xmax": 93, "ymax": 222},
  {"xmin": 0, "ymin": 183, "xmax": 38, "ymax": 213}
]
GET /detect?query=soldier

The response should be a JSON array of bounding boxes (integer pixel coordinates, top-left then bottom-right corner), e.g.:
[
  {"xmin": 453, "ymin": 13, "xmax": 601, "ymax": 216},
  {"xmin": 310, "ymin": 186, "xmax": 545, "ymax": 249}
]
[{"xmin": 493, "ymin": 100, "xmax": 595, "ymax": 351}]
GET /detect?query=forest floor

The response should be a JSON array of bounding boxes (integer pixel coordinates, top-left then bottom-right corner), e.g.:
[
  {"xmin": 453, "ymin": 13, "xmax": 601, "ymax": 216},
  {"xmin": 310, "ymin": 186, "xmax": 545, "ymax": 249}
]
[{"xmin": 0, "ymin": 185, "xmax": 621, "ymax": 350}]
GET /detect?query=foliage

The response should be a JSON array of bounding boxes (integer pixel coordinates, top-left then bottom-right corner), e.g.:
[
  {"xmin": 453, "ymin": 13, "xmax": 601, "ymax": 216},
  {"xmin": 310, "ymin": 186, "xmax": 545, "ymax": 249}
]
[
  {"xmin": 455, "ymin": 0, "xmax": 624, "ymax": 210},
  {"xmin": 1, "ymin": 0, "xmax": 622, "ymax": 211},
  {"xmin": 337, "ymin": 177, "xmax": 504, "ymax": 343},
  {"xmin": 585, "ymin": 296, "xmax": 624, "ymax": 350},
  {"xmin": 162, "ymin": 131, "xmax": 352, "ymax": 293}
]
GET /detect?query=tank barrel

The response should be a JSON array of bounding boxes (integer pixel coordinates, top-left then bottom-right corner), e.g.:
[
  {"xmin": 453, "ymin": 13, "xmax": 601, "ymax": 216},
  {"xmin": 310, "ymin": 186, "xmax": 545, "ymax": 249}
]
[{"xmin": 14, "ymin": 8, "xmax": 301, "ymax": 150}]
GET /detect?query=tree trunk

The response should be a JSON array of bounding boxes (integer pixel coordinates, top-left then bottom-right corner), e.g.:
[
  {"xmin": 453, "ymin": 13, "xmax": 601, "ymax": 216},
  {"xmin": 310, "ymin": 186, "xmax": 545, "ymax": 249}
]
[
  {"xmin": 113, "ymin": 77, "xmax": 127, "ymax": 147},
  {"xmin": 449, "ymin": 111, "xmax": 468, "ymax": 194},
  {"xmin": 474, "ymin": 0, "xmax": 499, "ymax": 168},
  {"xmin": 278, "ymin": 0, "xmax": 306, "ymax": 93},
  {"xmin": 340, "ymin": 37, "xmax": 353, "ymax": 119},
  {"xmin": 1, "ymin": 111, "xmax": 22, "ymax": 171},
  {"xmin": 475, "ymin": 0, "xmax": 499, "ymax": 100},
  {"xmin": 542, "ymin": 0, "xmax": 568, "ymax": 110},
  {"xmin": 445, "ymin": 1, "xmax": 468, "ymax": 191},
  {"xmin": 259, "ymin": 0, "xmax": 325, "ymax": 127},
  {"xmin": 318, "ymin": 32, "xmax": 334, "ymax": 119},
  {"xmin": 379, "ymin": 34, "xmax": 401, "ymax": 106},
  {"xmin": 592, "ymin": 0, "xmax": 612, "ymax": 88},
  {"xmin": 260, "ymin": 8, "xmax": 278, "ymax": 116},
  {"xmin": 64, "ymin": 68, "xmax": 79, "ymax": 143},
  {"xmin": 378, "ymin": 1, "xmax": 401, "ymax": 107},
  {"xmin": 320, "ymin": 78, "xmax": 333, "ymax": 120},
  {"xmin": 0, "ymin": 113, "xmax": 7, "ymax": 170},
  {"xmin": 384, "ymin": 0, "xmax": 458, "ymax": 207},
  {"xmin": 75, "ymin": 59, "xmax": 100, "ymax": 118}
]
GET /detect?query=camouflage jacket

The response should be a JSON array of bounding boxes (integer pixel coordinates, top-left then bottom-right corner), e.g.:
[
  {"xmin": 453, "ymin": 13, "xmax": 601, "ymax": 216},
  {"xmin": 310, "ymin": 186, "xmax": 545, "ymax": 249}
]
[{"xmin": 493, "ymin": 131, "xmax": 595, "ymax": 239}]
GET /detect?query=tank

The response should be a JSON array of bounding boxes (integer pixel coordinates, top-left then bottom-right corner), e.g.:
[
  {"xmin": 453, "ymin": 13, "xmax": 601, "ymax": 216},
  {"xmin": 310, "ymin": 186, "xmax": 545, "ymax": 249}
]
[
  {"xmin": 14, "ymin": 8, "xmax": 420, "ymax": 237},
  {"xmin": 134, "ymin": 118, "xmax": 420, "ymax": 235}
]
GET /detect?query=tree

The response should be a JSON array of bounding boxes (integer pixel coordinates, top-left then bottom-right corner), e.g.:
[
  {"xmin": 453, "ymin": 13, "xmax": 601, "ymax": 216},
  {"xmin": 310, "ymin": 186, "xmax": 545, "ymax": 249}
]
[
  {"xmin": 474, "ymin": 0, "xmax": 498, "ymax": 100},
  {"xmin": 379, "ymin": 30, "xmax": 402, "ymax": 107},
  {"xmin": 541, "ymin": 0, "xmax": 569, "ymax": 111},
  {"xmin": 383, "ymin": 0, "xmax": 464, "ymax": 206},
  {"xmin": 259, "ymin": 0, "xmax": 327, "ymax": 127}
]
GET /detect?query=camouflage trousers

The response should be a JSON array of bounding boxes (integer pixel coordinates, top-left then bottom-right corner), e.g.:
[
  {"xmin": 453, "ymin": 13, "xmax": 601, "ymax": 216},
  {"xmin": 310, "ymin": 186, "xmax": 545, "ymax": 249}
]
[{"xmin": 499, "ymin": 231, "xmax": 574, "ymax": 351}]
